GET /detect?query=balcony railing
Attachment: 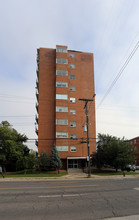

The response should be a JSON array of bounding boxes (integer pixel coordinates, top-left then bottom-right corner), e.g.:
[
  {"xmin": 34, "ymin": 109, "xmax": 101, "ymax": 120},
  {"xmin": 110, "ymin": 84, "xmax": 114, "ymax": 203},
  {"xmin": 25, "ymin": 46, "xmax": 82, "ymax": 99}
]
[
  {"xmin": 36, "ymin": 92, "xmax": 39, "ymax": 101},
  {"xmin": 35, "ymin": 127, "xmax": 38, "ymax": 136},
  {"xmin": 35, "ymin": 114, "xmax": 38, "ymax": 124},
  {"xmin": 36, "ymin": 80, "xmax": 39, "ymax": 90},
  {"xmin": 36, "ymin": 70, "xmax": 39, "ymax": 79},
  {"xmin": 35, "ymin": 140, "xmax": 38, "ymax": 147},
  {"xmin": 35, "ymin": 103, "xmax": 38, "ymax": 113}
]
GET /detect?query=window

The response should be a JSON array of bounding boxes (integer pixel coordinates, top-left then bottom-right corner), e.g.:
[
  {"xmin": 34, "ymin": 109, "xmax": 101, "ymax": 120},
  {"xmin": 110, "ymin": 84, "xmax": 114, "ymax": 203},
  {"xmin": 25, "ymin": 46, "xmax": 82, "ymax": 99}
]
[
  {"xmin": 56, "ymin": 132, "xmax": 68, "ymax": 138},
  {"xmin": 70, "ymin": 109, "xmax": 76, "ymax": 115},
  {"xmin": 70, "ymin": 86, "xmax": 76, "ymax": 91},
  {"xmin": 70, "ymin": 97, "xmax": 76, "ymax": 103},
  {"xmin": 69, "ymin": 53, "xmax": 75, "ymax": 58},
  {"xmin": 56, "ymin": 70, "xmax": 68, "ymax": 76},
  {"xmin": 56, "ymin": 94, "xmax": 68, "ymax": 100},
  {"xmin": 56, "ymin": 119, "xmax": 68, "ymax": 125},
  {"xmin": 69, "ymin": 64, "xmax": 75, "ymax": 69},
  {"xmin": 70, "ymin": 134, "xmax": 76, "ymax": 139},
  {"xmin": 56, "ymin": 106, "xmax": 68, "ymax": 112},
  {"xmin": 56, "ymin": 146, "xmax": 68, "ymax": 151},
  {"xmin": 56, "ymin": 47, "xmax": 67, "ymax": 53},
  {"xmin": 56, "ymin": 59, "xmax": 68, "ymax": 64},
  {"xmin": 134, "ymin": 140, "xmax": 136, "ymax": 144},
  {"xmin": 56, "ymin": 82, "xmax": 68, "ymax": 88},
  {"xmin": 70, "ymin": 74, "xmax": 75, "ymax": 80},
  {"xmin": 70, "ymin": 121, "xmax": 76, "ymax": 127},
  {"xmin": 70, "ymin": 146, "xmax": 76, "ymax": 152}
]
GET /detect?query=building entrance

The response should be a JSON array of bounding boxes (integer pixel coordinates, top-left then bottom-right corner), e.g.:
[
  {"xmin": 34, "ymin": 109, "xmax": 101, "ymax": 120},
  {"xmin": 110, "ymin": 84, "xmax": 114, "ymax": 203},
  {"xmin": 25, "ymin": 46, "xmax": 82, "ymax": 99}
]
[{"xmin": 68, "ymin": 159, "xmax": 78, "ymax": 168}]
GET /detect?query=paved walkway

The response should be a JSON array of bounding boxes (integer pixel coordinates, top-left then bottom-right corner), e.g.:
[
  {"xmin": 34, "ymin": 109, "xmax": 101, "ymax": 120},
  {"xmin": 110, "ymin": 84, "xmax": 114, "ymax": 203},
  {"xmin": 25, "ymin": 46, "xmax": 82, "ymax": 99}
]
[{"xmin": 0, "ymin": 173, "xmax": 139, "ymax": 181}]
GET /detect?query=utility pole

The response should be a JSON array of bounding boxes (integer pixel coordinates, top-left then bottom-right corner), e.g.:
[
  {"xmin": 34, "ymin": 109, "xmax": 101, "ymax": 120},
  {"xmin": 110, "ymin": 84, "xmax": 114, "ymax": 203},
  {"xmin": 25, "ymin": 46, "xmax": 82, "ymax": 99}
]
[{"xmin": 79, "ymin": 95, "xmax": 95, "ymax": 177}]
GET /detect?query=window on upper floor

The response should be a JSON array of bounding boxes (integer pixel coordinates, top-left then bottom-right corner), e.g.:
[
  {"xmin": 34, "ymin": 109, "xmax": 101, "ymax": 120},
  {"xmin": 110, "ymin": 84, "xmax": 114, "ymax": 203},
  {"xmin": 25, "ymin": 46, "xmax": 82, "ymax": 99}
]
[
  {"xmin": 70, "ymin": 97, "xmax": 76, "ymax": 103},
  {"xmin": 56, "ymin": 106, "xmax": 68, "ymax": 112},
  {"xmin": 56, "ymin": 59, "xmax": 68, "ymax": 64},
  {"xmin": 56, "ymin": 82, "xmax": 68, "ymax": 88},
  {"xmin": 69, "ymin": 64, "xmax": 75, "ymax": 69},
  {"xmin": 70, "ymin": 146, "xmax": 76, "ymax": 152},
  {"xmin": 70, "ymin": 121, "xmax": 76, "ymax": 127},
  {"xmin": 69, "ymin": 53, "xmax": 75, "ymax": 58},
  {"xmin": 70, "ymin": 74, "xmax": 75, "ymax": 80},
  {"xmin": 70, "ymin": 134, "xmax": 76, "ymax": 139},
  {"xmin": 70, "ymin": 109, "xmax": 76, "ymax": 115},
  {"xmin": 56, "ymin": 132, "xmax": 68, "ymax": 138},
  {"xmin": 56, "ymin": 145, "xmax": 68, "ymax": 151},
  {"xmin": 56, "ymin": 94, "xmax": 68, "ymax": 100},
  {"xmin": 56, "ymin": 47, "xmax": 67, "ymax": 53},
  {"xmin": 70, "ymin": 86, "xmax": 76, "ymax": 91},
  {"xmin": 56, "ymin": 119, "xmax": 68, "ymax": 125},
  {"xmin": 56, "ymin": 70, "xmax": 68, "ymax": 76}
]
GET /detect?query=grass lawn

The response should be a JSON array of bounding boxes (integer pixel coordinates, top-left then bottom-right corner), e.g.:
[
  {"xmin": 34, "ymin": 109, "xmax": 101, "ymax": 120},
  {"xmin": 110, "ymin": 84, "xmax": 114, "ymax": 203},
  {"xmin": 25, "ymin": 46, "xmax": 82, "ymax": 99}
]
[
  {"xmin": 91, "ymin": 169, "xmax": 139, "ymax": 176},
  {"xmin": 0, "ymin": 171, "xmax": 67, "ymax": 178}
]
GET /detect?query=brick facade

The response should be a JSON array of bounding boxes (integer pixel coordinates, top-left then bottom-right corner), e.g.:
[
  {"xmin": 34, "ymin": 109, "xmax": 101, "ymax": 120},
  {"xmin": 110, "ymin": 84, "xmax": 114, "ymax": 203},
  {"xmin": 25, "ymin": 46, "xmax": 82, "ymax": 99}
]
[
  {"xmin": 129, "ymin": 137, "xmax": 139, "ymax": 165},
  {"xmin": 36, "ymin": 45, "xmax": 96, "ymax": 170}
]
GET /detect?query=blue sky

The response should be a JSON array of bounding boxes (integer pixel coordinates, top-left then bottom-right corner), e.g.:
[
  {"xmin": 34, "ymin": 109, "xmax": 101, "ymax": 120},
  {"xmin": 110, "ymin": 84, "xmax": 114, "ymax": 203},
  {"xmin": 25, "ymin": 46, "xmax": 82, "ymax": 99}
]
[{"xmin": 0, "ymin": 0, "xmax": 139, "ymax": 150}]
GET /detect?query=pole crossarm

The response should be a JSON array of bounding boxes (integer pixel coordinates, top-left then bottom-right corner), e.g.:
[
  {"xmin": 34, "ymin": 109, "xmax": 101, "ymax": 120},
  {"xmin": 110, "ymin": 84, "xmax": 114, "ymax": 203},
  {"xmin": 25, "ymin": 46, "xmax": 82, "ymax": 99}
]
[{"xmin": 78, "ymin": 98, "xmax": 94, "ymax": 101}]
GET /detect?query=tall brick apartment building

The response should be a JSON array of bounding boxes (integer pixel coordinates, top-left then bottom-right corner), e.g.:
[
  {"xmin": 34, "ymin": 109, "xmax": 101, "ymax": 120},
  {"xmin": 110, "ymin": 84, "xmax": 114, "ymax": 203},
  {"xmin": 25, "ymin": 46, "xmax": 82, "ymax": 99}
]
[{"xmin": 35, "ymin": 45, "xmax": 96, "ymax": 170}]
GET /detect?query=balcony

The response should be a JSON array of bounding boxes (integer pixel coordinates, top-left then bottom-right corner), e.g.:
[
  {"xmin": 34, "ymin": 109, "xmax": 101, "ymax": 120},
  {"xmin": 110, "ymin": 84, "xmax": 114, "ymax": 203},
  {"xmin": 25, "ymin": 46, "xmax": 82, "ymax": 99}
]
[
  {"xmin": 35, "ymin": 103, "xmax": 38, "ymax": 113},
  {"xmin": 36, "ymin": 92, "xmax": 39, "ymax": 101},
  {"xmin": 35, "ymin": 126, "xmax": 38, "ymax": 136},
  {"xmin": 35, "ymin": 140, "xmax": 38, "ymax": 148},
  {"xmin": 35, "ymin": 114, "xmax": 38, "ymax": 124},
  {"xmin": 37, "ymin": 49, "xmax": 39, "ymax": 63},
  {"xmin": 36, "ymin": 70, "xmax": 39, "ymax": 79},
  {"xmin": 36, "ymin": 80, "xmax": 39, "ymax": 90}
]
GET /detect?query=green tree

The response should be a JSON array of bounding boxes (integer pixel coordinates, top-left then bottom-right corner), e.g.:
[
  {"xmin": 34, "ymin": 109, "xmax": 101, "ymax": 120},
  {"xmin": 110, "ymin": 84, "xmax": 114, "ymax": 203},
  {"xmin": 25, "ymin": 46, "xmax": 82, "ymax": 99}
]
[
  {"xmin": 16, "ymin": 151, "xmax": 37, "ymax": 172},
  {"xmin": 0, "ymin": 121, "xmax": 29, "ymax": 171},
  {"xmin": 50, "ymin": 145, "xmax": 62, "ymax": 173},
  {"xmin": 92, "ymin": 133, "xmax": 136, "ymax": 171},
  {"xmin": 39, "ymin": 152, "xmax": 49, "ymax": 171}
]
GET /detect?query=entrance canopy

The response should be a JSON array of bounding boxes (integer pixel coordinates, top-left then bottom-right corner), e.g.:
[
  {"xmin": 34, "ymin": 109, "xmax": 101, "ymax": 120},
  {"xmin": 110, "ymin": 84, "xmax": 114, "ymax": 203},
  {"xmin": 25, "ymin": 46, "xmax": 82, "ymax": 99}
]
[
  {"xmin": 67, "ymin": 157, "xmax": 87, "ymax": 169},
  {"xmin": 67, "ymin": 157, "xmax": 87, "ymax": 160}
]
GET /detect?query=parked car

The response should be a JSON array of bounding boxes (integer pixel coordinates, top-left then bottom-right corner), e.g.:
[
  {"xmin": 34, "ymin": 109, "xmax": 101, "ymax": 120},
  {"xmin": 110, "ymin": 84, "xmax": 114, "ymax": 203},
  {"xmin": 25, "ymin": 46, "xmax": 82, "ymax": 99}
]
[{"xmin": 125, "ymin": 165, "xmax": 136, "ymax": 172}]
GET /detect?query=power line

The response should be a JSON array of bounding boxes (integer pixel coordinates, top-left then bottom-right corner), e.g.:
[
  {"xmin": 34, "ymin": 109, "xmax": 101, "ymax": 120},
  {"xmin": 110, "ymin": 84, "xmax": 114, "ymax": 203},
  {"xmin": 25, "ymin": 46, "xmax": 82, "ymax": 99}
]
[{"xmin": 97, "ymin": 41, "xmax": 139, "ymax": 109}]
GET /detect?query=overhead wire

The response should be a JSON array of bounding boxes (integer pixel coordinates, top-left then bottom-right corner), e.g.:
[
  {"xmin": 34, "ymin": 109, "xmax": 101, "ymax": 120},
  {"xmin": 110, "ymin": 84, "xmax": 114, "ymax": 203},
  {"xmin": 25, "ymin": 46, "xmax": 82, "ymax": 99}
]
[{"xmin": 97, "ymin": 41, "xmax": 139, "ymax": 109}]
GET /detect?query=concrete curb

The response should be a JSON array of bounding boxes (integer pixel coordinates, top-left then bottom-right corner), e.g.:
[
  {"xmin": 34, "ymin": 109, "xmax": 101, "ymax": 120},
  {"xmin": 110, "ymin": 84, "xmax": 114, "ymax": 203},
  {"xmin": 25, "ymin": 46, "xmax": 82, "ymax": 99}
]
[{"xmin": 0, "ymin": 174, "xmax": 139, "ymax": 182}]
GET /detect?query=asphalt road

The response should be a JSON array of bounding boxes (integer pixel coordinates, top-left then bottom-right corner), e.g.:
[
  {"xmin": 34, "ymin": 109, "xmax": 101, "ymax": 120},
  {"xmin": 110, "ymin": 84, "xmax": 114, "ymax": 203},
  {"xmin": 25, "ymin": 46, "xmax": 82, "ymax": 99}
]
[{"xmin": 0, "ymin": 178, "xmax": 139, "ymax": 220}]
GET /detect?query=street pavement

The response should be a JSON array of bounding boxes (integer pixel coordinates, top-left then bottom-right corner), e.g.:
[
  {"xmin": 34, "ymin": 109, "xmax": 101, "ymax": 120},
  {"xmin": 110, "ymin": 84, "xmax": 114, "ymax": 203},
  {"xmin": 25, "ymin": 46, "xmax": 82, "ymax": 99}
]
[{"xmin": 0, "ymin": 176, "xmax": 139, "ymax": 219}]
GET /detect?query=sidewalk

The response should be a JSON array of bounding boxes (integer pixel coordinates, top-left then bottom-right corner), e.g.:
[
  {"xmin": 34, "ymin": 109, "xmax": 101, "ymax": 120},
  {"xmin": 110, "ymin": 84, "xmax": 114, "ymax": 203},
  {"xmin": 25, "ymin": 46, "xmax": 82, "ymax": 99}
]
[{"xmin": 0, "ymin": 173, "xmax": 139, "ymax": 181}]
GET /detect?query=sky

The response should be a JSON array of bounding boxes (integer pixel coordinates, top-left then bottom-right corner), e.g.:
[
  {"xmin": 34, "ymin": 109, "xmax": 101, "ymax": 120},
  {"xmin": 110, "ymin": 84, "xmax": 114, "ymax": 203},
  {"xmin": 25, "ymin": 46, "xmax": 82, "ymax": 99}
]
[{"xmin": 0, "ymin": 0, "xmax": 139, "ymax": 151}]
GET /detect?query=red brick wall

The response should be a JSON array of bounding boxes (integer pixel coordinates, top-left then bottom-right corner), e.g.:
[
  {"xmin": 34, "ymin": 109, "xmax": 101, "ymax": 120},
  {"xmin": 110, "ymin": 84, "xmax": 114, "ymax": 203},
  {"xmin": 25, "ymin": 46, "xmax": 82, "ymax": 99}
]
[
  {"xmin": 38, "ymin": 48, "xmax": 56, "ymax": 156},
  {"xmin": 37, "ymin": 46, "xmax": 96, "ymax": 158},
  {"xmin": 130, "ymin": 137, "xmax": 139, "ymax": 165}
]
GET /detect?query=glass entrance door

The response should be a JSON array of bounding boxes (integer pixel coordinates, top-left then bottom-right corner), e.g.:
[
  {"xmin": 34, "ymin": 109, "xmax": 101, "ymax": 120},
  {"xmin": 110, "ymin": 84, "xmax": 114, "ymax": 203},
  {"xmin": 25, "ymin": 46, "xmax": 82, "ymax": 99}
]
[{"xmin": 68, "ymin": 159, "xmax": 78, "ymax": 168}]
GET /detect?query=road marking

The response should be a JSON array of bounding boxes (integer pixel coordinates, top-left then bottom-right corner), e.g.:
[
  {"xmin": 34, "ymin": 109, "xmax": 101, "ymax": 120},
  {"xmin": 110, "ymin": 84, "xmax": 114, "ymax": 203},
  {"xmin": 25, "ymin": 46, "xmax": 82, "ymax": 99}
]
[
  {"xmin": 0, "ymin": 184, "xmax": 97, "ymax": 190},
  {"xmin": 39, "ymin": 195, "xmax": 61, "ymax": 198},
  {"xmin": 134, "ymin": 188, "xmax": 139, "ymax": 191},
  {"xmin": 63, "ymin": 194, "xmax": 79, "ymax": 197},
  {"xmin": 39, "ymin": 193, "xmax": 89, "ymax": 198}
]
